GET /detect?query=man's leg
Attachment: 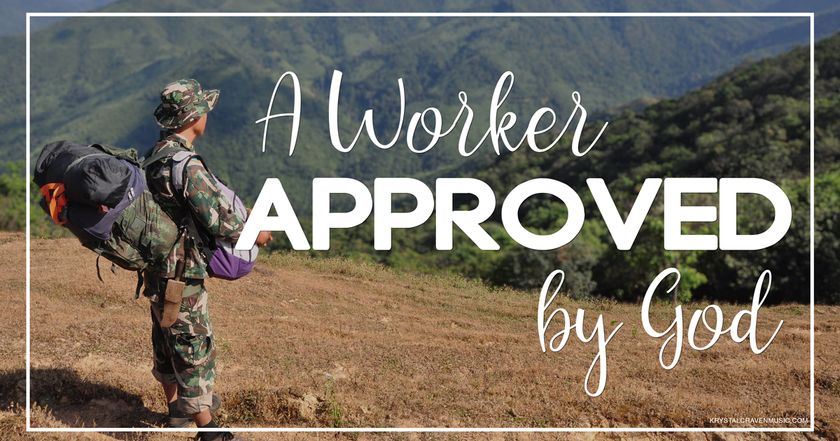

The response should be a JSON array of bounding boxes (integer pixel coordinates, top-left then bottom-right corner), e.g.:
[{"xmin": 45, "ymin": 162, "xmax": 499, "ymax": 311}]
[
  {"xmin": 162, "ymin": 382, "xmax": 177, "ymax": 403},
  {"xmin": 151, "ymin": 299, "xmax": 190, "ymax": 426},
  {"xmin": 167, "ymin": 282, "xmax": 235, "ymax": 440},
  {"xmin": 194, "ymin": 409, "xmax": 213, "ymax": 426},
  {"xmin": 167, "ymin": 282, "xmax": 216, "ymax": 412},
  {"xmin": 152, "ymin": 279, "xmax": 239, "ymax": 439}
]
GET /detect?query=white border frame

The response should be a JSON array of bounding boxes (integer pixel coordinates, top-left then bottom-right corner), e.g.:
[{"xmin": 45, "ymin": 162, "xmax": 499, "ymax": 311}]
[{"xmin": 24, "ymin": 11, "xmax": 816, "ymax": 434}]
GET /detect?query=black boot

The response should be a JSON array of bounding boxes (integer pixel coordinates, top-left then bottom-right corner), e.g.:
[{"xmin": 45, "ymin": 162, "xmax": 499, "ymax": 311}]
[{"xmin": 196, "ymin": 419, "xmax": 248, "ymax": 441}]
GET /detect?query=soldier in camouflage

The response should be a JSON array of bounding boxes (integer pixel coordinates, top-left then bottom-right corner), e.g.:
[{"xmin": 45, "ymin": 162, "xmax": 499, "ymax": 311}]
[{"xmin": 144, "ymin": 79, "xmax": 271, "ymax": 441}]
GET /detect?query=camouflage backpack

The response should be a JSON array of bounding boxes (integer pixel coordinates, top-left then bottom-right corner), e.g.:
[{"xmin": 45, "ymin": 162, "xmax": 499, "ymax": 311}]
[{"xmin": 34, "ymin": 141, "xmax": 181, "ymax": 296}]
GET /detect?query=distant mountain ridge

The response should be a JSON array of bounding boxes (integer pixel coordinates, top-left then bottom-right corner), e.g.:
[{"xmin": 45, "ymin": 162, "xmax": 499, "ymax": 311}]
[
  {"xmin": 1, "ymin": 0, "xmax": 838, "ymax": 207},
  {"xmin": 0, "ymin": 0, "xmax": 116, "ymax": 36}
]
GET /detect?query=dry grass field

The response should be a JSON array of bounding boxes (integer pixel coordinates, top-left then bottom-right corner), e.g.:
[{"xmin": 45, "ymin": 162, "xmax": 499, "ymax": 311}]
[{"xmin": 0, "ymin": 232, "xmax": 838, "ymax": 440}]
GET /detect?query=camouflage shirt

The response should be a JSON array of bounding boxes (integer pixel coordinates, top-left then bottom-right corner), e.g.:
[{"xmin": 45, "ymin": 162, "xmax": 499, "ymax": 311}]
[{"xmin": 145, "ymin": 133, "xmax": 244, "ymax": 279}]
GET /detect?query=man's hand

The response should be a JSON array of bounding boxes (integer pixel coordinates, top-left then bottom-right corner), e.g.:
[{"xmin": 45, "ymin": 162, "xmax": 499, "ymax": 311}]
[{"xmin": 255, "ymin": 231, "xmax": 273, "ymax": 247}]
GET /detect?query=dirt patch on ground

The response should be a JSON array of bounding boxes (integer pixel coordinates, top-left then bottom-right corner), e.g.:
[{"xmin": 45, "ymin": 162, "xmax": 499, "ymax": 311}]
[{"xmin": 0, "ymin": 232, "xmax": 838, "ymax": 440}]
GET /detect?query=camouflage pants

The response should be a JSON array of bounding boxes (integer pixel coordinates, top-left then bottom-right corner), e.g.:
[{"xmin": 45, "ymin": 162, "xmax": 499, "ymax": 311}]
[{"xmin": 147, "ymin": 276, "xmax": 216, "ymax": 415}]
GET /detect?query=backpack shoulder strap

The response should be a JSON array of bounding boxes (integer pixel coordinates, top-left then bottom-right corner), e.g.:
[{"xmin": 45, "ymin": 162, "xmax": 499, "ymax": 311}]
[
  {"xmin": 166, "ymin": 150, "xmax": 216, "ymax": 255},
  {"xmin": 143, "ymin": 145, "xmax": 212, "ymax": 195},
  {"xmin": 170, "ymin": 150, "xmax": 200, "ymax": 194},
  {"xmin": 141, "ymin": 144, "xmax": 185, "ymax": 170}
]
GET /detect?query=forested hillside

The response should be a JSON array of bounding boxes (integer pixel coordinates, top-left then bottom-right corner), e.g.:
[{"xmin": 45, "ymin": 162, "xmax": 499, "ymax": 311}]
[{"xmin": 323, "ymin": 32, "xmax": 839, "ymax": 304}]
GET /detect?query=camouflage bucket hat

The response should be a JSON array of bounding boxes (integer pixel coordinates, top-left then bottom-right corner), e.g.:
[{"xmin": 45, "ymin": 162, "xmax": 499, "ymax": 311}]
[{"xmin": 154, "ymin": 79, "xmax": 219, "ymax": 130}]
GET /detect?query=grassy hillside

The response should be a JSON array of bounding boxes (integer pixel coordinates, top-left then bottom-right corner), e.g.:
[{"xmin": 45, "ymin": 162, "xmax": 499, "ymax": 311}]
[{"xmin": 0, "ymin": 232, "xmax": 838, "ymax": 438}]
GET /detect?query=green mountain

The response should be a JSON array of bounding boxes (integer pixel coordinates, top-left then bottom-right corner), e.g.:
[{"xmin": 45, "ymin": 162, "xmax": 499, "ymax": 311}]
[
  {"xmin": 0, "ymin": 0, "xmax": 116, "ymax": 36},
  {"xmin": 365, "ymin": 31, "xmax": 838, "ymax": 304},
  {"xmin": 2, "ymin": 0, "xmax": 836, "ymax": 209}
]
